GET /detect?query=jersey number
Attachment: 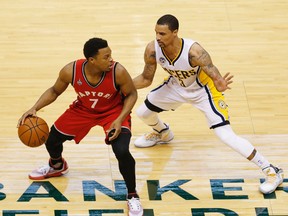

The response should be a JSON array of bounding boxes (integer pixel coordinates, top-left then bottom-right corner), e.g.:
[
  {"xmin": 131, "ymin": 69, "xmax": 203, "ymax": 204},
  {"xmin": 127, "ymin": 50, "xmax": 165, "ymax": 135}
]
[{"xmin": 89, "ymin": 99, "xmax": 99, "ymax": 108}]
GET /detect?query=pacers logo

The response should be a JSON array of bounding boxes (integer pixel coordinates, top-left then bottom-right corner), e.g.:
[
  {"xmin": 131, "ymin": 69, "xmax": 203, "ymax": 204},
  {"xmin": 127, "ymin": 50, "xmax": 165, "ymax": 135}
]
[
  {"xmin": 159, "ymin": 57, "xmax": 166, "ymax": 65},
  {"xmin": 218, "ymin": 100, "xmax": 227, "ymax": 109}
]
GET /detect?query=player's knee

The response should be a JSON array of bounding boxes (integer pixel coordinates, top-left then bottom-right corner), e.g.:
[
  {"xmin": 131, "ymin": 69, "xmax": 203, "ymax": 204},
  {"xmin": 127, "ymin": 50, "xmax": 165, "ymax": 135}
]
[
  {"xmin": 111, "ymin": 128, "xmax": 134, "ymax": 161},
  {"xmin": 136, "ymin": 103, "xmax": 154, "ymax": 120},
  {"xmin": 214, "ymin": 125, "xmax": 236, "ymax": 144},
  {"xmin": 46, "ymin": 125, "xmax": 73, "ymax": 147},
  {"xmin": 136, "ymin": 103, "xmax": 146, "ymax": 119},
  {"xmin": 115, "ymin": 149, "xmax": 135, "ymax": 165}
]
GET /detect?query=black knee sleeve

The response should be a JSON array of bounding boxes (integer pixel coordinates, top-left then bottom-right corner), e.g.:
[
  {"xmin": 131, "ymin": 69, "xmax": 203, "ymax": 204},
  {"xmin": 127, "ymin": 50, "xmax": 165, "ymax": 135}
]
[
  {"xmin": 111, "ymin": 128, "xmax": 132, "ymax": 159},
  {"xmin": 111, "ymin": 128, "xmax": 136, "ymax": 193},
  {"xmin": 45, "ymin": 125, "xmax": 74, "ymax": 158}
]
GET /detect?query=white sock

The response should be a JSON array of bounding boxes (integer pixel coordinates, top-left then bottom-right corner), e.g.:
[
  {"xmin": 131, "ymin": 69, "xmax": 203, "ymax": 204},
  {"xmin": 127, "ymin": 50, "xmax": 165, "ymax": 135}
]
[{"xmin": 250, "ymin": 151, "xmax": 270, "ymax": 170}]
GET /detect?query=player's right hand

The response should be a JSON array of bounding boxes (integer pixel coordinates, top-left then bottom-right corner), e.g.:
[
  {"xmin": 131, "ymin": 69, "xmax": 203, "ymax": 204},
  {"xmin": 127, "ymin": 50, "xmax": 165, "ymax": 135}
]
[{"xmin": 17, "ymin": 109, "xmax": 37, "ymax": 127}]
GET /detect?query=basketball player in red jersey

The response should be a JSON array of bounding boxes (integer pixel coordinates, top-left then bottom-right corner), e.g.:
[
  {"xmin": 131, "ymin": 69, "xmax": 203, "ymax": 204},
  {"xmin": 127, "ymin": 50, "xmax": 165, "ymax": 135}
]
[
  {"xmin": 133, "ymin": 14, "xmax": 283, "ymax": 195},
  {"xmin": 17, "ymin": 38, "xmax": 143, "ymax": 216}
]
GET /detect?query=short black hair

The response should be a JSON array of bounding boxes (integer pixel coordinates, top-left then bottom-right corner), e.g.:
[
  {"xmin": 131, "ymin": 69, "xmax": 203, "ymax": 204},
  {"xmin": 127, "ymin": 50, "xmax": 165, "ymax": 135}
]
[
  {"xmin": 83, "ymin": 37, "xmax": 108, "ymax": 59},
  {"xmin": 156, "ymin": 14, "xmax": 179, "ymax": 32}
]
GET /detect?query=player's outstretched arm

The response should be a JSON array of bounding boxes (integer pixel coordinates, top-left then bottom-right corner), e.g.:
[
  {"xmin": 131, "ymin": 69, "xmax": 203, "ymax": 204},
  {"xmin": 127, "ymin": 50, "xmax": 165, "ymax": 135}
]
[
  {"xmin": 133, "ymin": 41, "xmax": 157, "ymax": 89},
  {"xmin": 17, "ymin": 63, "xmax": 72, "ymax": 127},
  {"xmin": 189, "ymin": 42, "xmax": 233, "ymax": 92}
]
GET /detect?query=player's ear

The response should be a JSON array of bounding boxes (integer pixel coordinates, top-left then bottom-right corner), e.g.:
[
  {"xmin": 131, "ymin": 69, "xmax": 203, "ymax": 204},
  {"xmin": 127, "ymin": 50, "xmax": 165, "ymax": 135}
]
[
  {"xmin": 88, "ymin": 56, "xmax": 96, "ymax": 63},
  {"xmin": 173, "ymin": 29, "xmax": 178, "ymax": 35}
]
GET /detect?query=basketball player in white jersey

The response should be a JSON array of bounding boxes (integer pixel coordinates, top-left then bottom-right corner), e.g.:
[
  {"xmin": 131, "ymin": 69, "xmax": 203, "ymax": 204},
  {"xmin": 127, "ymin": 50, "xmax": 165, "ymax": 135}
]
[{"xmin": 132, "ymin": 14, "xmax": 283, "ymax": 194}]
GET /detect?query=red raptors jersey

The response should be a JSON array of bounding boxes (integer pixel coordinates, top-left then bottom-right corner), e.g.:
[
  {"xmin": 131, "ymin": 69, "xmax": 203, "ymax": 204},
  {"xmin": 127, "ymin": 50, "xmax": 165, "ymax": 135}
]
[{"xmin": 71, "ymin": 59, "xmax": 123, "ymax": 116}]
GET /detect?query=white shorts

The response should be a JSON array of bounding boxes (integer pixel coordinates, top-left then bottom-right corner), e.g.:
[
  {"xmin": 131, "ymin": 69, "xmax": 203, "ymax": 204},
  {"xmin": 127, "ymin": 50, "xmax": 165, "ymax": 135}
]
[{"xmin": 146, "ymin": 76, "xmax": 230, "ymax": 128}]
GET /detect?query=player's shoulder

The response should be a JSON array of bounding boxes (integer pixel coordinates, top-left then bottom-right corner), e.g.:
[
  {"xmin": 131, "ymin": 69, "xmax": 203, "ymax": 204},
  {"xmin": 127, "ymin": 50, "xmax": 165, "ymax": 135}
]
[
  {"xmin": 183, "ymin": 38, "xmax": 198, "ymax": 49},
  {"xmin": 114, "ymin": 61, "xmax": 123, "ymax": 70},
  {"xmin": 59, "ymin": 61, "xmax": 74, "ymax": 83},
  {"xmin": 62, "ymin": 61, "xmax": 74, "ymax": 73},
  {"xmin": 145, "ymin": 40, "xmax": 156, "ymax": 53},
  {"xmin": 114, "ymin": 61, "xmax": 128, "ymax": 75},
  {"xmin": 62, "ymin": 59, "xmax": 85, "ymax": 70},
  {"xmin": 113, "ymin": 62, "xmax": 132, "ymax": 85},
  {"xmin": 183, "ymin": 38, "xmax": 196, "ymax": 43}
]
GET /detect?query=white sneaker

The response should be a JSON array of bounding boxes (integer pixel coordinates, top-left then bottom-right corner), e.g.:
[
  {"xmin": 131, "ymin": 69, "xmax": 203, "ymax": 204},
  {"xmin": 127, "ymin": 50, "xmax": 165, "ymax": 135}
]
[
  {"xmin": 259, "ymin": 164, "xmax": 284, "ymax": 194},
  {"xmin": 127, "ymin": 197, "xmax": 143, "ymax": 216},
  {"xmin": 29, "ymin": 159, "xmax": 69, "ymax": 180},
  {"xmin": 134, "ymin": 127, "xmax": 174, "ymax": 148}
]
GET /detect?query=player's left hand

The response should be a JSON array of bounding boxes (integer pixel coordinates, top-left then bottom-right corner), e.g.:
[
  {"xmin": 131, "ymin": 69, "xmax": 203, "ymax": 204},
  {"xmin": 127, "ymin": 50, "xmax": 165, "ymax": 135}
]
[
  {"xmin": 214, "ymin": 72, "xmax": 233, "ymax": 92},
  {"xmin": 105, "ymin": 121, "xmax": 122, "ymax": 144}
]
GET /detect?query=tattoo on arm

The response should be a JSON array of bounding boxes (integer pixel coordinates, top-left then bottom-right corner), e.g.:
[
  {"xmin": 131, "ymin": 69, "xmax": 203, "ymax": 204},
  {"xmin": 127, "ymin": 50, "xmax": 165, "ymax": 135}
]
[
  {"xmin": 195, "ymin": 49, "xmax": 220, "ymax": 79},
  {"xmin": 143, "ymin": 51, "xmax": 156, "ymax": 78},
  {"xmin": 198, "ymin": 49, "xmax": 211, "ymax": 67},
  {"xmin": 144, "ymin": 63, "xmax": 155, "ymax": 74}
]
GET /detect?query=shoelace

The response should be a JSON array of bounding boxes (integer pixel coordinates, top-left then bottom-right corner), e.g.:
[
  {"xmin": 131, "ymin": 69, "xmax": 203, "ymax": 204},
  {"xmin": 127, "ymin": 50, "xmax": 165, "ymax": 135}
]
[
  {"xmin": 37, "ymin": 165, "xmax": 52, "ymax": 175},
  {"xmin": 265, "ymin": 173, "xmax": 277, "ymax": 184},
  {"xmin": 145, "ymin": 132, "xmax": 161, "ymax": 140},
  {"xmin": 263, "ymin": 167, "xmax": 278, "ymax": 184}
]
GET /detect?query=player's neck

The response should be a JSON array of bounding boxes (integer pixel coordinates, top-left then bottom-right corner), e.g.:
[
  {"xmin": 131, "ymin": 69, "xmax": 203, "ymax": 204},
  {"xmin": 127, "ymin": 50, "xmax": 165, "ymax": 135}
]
[
  {"xmin": 84, "ymin": 63, "xmax": 104, "ymax": 85},
  {"xmin": 162, "ymin": 37, "xmax": 182, "ymax": 59},
  {"xmin": 85, "ymin": 63, "xmax": 103, "ymax": 76}
]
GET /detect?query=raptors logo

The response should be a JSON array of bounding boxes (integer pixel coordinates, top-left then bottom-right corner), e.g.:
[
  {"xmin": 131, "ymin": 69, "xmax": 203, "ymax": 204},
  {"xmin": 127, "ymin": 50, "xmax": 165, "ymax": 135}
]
[{"xmin": 77, "ymin": 79, "xmax": 83, "ymax": 86}]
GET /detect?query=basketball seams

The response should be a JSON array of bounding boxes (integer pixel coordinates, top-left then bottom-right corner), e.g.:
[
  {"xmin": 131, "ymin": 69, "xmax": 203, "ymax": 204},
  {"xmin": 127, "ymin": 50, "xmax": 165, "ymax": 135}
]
[
  {"xmin": 35, "ymin": 119, "xmax": 48, "ymax": 146},
  {"xmin": 18, "ymin": 116, "xmax": 49, "ymax": 148},
  {"xmin": 18, "ymin": 124, "xmax": 32, "ymax": 137},
  {"xmin": 18, "ymin": 124, "xmax": 33, "ymax": 146},
  {"xmin": 33, "ymin": 127, "xmax": 41, "ymax": 147},
  {"xmin": 28, "ymin": 129, "xmax": 33, "ymax": 146},
  {"xmin": 36, "ymin": 119, "xmax": 50, "ymax": 144}
]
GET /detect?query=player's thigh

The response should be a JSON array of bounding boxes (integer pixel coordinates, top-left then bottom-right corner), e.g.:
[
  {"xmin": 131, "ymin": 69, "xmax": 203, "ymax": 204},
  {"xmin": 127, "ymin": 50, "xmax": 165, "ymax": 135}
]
[
  {"xmin": 193, "ymin": 86, "xmax": 229, "ymax": 127},
  {"xmin": 54, "ymin": 108, "xmax": 96, "ymax": 143},
  {"xmin": 147, "ymin": 83, "xmax": 184, "ymax": 111}
]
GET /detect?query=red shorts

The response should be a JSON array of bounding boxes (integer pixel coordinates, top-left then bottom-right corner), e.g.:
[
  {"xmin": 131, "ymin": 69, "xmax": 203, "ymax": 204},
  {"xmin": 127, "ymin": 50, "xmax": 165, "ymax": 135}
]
[{"xmin": 53, "ymin": 106, "xmax": 131, "ymax": 144}]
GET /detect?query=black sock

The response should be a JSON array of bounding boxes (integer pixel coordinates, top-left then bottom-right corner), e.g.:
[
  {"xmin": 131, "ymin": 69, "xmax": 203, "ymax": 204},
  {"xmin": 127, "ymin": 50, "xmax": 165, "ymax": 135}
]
[
  {"xmin": 127, "ymin": 192, "xmax": 139, "ymax": 199},
  {"xmin": 49, "ymin": 158, "xmax": 63, "ymax": 170}
]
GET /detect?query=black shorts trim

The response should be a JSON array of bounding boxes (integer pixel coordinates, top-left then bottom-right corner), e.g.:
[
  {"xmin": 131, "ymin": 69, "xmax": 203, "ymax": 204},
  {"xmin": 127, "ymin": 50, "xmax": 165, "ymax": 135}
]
[
  {"xmin": 144, "ymin": 98, "xmax": 164, "ymax": 113},
  {"xmin": 210, "ymin": 120, "xmax": 230, "ymax": 129}
]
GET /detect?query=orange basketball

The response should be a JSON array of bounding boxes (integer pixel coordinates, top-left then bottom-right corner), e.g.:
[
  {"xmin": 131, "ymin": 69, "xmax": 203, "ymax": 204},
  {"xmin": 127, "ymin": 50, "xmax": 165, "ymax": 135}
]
[{"xmin": 18, "ymin": 116, "xmax": 49, "ymax": 147}]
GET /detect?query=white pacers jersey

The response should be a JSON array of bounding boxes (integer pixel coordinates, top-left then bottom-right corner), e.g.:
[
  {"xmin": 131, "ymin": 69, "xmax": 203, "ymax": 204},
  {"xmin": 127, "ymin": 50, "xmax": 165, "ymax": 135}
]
[
  {"xmin": 147, "ymin": 38, "xmax": 230, "ymax": 128},
  {"xmin": 155, "ymin": 38, "xmax": 201, "ymax": 87}
]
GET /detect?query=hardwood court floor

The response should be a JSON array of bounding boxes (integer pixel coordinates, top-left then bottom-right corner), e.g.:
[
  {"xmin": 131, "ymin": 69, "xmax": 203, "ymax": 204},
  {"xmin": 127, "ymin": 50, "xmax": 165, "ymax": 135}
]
[{"xmin": 0, "ymin": 0, "xmax": 288, "ymax": 215}]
